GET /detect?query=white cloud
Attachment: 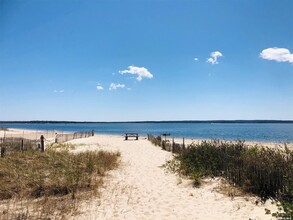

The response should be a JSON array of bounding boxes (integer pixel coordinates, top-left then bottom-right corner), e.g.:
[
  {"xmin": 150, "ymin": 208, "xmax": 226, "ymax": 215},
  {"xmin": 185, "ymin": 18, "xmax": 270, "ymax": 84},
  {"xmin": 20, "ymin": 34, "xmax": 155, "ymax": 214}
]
[
  {"xmin": 109, "ymin": 83, "xmax": 126, "ymax": 90},
  {"xmin": 96, "ymin": 85, "xmax": 104, "ymax": 90},
  {"xmin": 260, "ymin": 47, "xmax": 293, "ymax": 63},
  {"xmin": 54, "ymin": 90, "xmax": 64, "ymax": 93},
  {"xmin": 194, "ymin": 58, "xmax": 198, "ymax": 61},
  {"xmin": 119, "ymin": 65, "xmax": 153, "ymax": 81},
  {"xmin": 207, "ymin": 51, "xmax": 223, "ymax": 64}
]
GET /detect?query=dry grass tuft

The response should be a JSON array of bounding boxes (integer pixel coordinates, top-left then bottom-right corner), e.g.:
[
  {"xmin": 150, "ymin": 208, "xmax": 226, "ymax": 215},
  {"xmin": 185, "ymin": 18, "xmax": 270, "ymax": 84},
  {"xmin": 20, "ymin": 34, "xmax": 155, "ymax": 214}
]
[
  {"xmin": 48, "ymin": 143, "xmax": 76, "ymax": 151},
  {"xmin": 213, "ymin": 178, "xmax": 247, "ymax": 199},
  {"xmin": 0, "ymin": 127, "xmax": 8, "ymax": 131},
  {"xmin": 0, "ymin": 147, "xmax": 120, "ymax": 219}
]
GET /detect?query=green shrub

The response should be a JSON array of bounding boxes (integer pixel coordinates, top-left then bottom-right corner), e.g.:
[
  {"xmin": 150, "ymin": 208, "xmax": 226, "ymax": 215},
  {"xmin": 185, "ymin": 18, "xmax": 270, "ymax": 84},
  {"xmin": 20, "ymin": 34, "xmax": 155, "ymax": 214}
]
[{"xmin": 169, "ymin": 140, "xmax": 292, "ymax": 217}]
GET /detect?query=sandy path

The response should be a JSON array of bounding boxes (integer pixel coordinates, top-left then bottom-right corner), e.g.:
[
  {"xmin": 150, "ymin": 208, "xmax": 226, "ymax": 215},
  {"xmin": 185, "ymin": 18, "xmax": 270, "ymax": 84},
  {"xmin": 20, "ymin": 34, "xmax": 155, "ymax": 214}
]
[{"xmin": 68, "ymin": 135, "xmax": 277, "ymax": 220}]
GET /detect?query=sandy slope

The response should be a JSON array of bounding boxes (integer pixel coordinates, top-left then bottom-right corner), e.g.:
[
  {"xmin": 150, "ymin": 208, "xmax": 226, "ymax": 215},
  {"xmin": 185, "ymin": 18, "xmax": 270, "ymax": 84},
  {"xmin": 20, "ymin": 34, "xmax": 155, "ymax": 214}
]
[
  {"xmin": 0, "ymin": 128, "xmax": 57, "ymax": 140},
  {"xmin": 68, "ymin": 135, "xmax": 278, "ymax": 220}
]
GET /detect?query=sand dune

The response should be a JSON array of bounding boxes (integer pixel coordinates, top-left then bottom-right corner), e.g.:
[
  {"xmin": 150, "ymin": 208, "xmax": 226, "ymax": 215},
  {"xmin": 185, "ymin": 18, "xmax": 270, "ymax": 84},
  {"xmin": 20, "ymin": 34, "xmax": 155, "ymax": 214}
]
[
  {"xmin": 0, "ymin": 129, "xmax": 282, "ymax": 219},
  {"xmin": 0, "ymin": 128, "xmax": 57, "ymax": 141},
  {"xmin": 68, "ymin": 135, "xmax": 278, "ymax": 220}
]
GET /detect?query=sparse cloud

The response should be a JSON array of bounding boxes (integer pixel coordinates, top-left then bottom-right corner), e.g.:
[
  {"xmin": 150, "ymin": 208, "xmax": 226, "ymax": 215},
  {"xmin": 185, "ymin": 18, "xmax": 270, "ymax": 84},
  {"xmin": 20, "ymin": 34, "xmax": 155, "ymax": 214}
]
[
  {"xmin": 260, "ymin": 47, "xmax": 293, "ymax": 63},
  {"xmin": 96, "ymin": 85, "xmax": 104, "ymax": 90},
  {"xmin": 119, "ymin": 65, "xmax": 153, "ymax": 81},
  {"xmin": 54, "ymin": 90, "xmax": 64, "ymax": 93},
  {"xmin": 194, "ymin": 58, "xmax": 198, "ymax": 61},
  {"xmin": 207, "ymin": 51, "xmax": 223, "ymax": 64},
  {"xmin": 109, "ymin": 83, "xmax": 126, "ymax": 90}
]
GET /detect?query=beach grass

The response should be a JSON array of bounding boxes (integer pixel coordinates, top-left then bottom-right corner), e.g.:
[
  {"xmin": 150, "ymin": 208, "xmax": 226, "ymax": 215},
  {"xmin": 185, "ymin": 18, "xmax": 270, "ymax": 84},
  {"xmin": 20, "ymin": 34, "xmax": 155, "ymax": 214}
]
[
  {"xmin": 160, "ymin": 139, "xmax": 293, "ymax": 218},
  {"xmin": 0, "ymin": 146, "xmax": 120, "ymax": 219},
  {"xmin": 0, "ymin": 127, "xmax": 8, "ymax": 131}
]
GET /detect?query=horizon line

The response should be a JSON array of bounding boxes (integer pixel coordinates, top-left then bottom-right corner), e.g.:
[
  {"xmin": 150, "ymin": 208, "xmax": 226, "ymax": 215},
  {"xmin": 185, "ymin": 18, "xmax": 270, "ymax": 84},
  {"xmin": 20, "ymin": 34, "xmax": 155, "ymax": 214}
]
[{"xmin": 1, "ymin": 120, "xmax": 293, "ymax": 124}]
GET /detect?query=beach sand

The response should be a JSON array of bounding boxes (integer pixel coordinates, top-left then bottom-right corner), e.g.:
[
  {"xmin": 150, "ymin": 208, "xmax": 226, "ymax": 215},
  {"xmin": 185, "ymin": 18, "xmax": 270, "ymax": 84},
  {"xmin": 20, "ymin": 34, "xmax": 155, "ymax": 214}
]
[
  {"xmin": 0, "ymin": 129, "xmax": 284, "ymax": 219},
  {"xmin": 0, "ymin": 128, "xmax": 67, "ymax": 145},
  {"xmin": 68, "ymin": 135, "xmax": 278, "ymax": 220},
  {"xmin": 0, "ymin": 128, "xmax": 57, "ymax": 139}
]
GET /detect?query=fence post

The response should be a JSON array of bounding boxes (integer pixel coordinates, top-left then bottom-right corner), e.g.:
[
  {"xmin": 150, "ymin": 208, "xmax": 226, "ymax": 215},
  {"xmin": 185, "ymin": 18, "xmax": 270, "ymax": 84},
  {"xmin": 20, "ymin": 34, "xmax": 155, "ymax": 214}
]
[
  {"xmin": 40, "ymin": 135, "xmax": 45, "ymax": 152},
  {"xmin": 0, "ymin": 138, "xmax": 6, "ymax": 157},
  {"xmin": 92, "ymin": 130, "xmax": 94, "ymax": 136},
  {"xmin": 172, "ymin": 137, "xmax": 175, "ymax": 153},
  {"xmin": 0, "ymin": 138, "xmax": 5, "ymax": 157},
  {"xmin": 0, "ymin": 146, "xmax": 5, "ymax": 157},
  {"xmin": 182, "ymin": 137, "xmax": 185, "ymax": 151},
  {"xmin": 21, "ymin": 139, "xmax": 24, "ymax": 151}
]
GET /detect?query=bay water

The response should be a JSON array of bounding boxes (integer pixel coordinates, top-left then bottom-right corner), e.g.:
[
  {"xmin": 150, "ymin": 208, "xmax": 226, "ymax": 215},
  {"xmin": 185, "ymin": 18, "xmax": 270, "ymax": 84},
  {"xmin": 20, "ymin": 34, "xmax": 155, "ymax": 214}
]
[{"xmin": 1, "ymin": 122, "xmax": 293, "ymax": 143}]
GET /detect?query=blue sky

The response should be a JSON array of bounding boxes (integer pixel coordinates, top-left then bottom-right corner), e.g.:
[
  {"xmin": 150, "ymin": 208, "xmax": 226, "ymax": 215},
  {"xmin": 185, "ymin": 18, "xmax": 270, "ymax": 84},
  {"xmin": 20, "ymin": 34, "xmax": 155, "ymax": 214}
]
[{"xmin": 0, "ymin": 0, "xmax": 292, "ymax": 121}]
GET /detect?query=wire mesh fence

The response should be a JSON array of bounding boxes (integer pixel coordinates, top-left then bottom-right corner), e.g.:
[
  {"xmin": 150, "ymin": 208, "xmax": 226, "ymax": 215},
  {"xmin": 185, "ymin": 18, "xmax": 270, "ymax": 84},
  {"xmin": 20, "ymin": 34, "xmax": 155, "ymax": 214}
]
[
  {"xmin": 55, "ymin": 130, "xmax": 94, "ymax": 143},
  {"xmin": 0, "ymin": 130, "xmax": 95, "ymax": 156},
  {"xmin": 0, "ymin": 137, "xmax": 40, "ymax": 157},
  {"xmin": 148, "ymin": 135, "xmax": 293, "ymax": 208},
  {"xmin": 147, "ymin": 134, "xmax": 186, "ymax": 153}
]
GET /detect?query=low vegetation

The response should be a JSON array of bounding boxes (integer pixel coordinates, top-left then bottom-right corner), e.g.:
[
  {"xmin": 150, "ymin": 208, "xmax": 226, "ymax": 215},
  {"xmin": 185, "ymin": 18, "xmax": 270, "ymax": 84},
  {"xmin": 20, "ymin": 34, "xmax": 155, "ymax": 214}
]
[
  {"xmin": 0, "ymin": 138, "xmax": 38, "ymax": 153},
  {"xmin": 0, "ymin": 127, "xmax": 8, "ymax": 131},
  {"xmin": 148, "ymin": 135, "xmax": 183, "ymax": 153},
  {"xmin": 0, "ymin": 146, "xmax": 120, "ymax": 219},
  {"xmin": 156, "ymin": 138, "xmax": 293, "ymax": 218}
]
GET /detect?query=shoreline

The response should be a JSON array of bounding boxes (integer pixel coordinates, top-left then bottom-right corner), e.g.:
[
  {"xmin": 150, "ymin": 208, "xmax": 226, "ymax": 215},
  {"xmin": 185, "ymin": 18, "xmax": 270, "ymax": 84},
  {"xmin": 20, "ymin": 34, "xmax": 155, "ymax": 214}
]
[
  {"xmin": 1, "ymin": 122, "xmax": 293, "ymax": 144},
  {"xmin": 1, "ymin": 128, "xmax": 292, "ymax": 148},
  {"xmin": 1, "ymin": 120, "xmax": 293, "ymax": 123},
  {"xmin": 0, "ymin": 128, "xmax": 293, "ymax": 149}
]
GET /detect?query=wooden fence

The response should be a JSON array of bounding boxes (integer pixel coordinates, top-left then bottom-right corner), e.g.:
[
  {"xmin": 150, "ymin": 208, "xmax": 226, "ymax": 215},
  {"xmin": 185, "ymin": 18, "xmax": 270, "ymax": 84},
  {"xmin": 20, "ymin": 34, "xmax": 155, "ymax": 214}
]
[
  {"xmin": 179, "ymin": 141, "xmax": 293, "ymax": 201},
  {"xmin": 55, "ymin": 130, "xmax": 94, "ymax": 143},
  {"xmin": 148, "ymin": 135, "xmax": 293, "ymax": 203},
  {"xmin": 0, "ymin": 137, "xmax": 40, "ymax": 157},
  {"xmin": 147, "ymin": 134, "xmax": 186, "ymax": 153},
  {"xmin": 0, "ymin": 130, "xmax": 95, "ymax": 156}
]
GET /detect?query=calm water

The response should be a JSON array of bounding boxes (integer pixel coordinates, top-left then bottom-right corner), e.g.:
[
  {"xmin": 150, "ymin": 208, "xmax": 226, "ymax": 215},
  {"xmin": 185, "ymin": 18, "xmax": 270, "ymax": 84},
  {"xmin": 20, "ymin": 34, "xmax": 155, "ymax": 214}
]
[{"xmin": 1, "ymin": 122, "xmax": 293, "ymax": 142}]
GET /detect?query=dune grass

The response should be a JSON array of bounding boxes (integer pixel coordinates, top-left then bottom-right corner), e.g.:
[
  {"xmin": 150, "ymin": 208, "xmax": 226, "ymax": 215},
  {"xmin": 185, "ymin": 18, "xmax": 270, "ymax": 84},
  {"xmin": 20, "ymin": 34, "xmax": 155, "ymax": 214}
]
[
  {"xmin": 161, "ymin": 140, "xmax": 293, "ymax": 218},
  {"xmin": 0, "ymin": 146, "xmax": 120, "ymax": 219},
  {"xmin": 0, "ymin": 127, "xmax": 8, "ymax": 131}
]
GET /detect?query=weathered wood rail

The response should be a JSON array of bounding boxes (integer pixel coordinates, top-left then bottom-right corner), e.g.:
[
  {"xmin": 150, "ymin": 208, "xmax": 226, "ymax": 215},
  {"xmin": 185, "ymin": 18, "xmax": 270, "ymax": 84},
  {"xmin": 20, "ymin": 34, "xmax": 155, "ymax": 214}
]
[
  {"xmin": 147, "ymin": 134, "xmax": 185, "ymax": 153},
  {"xmin": 0, "ymin": 137, "xmax": 39, "ymax": 157},
  {"xmin": 55, "ymin": 130, "xmax": 94, "ymax": 143},
  {"xmin": 0, "ymin": 130, "xmax": 95, "ymax": 157}
]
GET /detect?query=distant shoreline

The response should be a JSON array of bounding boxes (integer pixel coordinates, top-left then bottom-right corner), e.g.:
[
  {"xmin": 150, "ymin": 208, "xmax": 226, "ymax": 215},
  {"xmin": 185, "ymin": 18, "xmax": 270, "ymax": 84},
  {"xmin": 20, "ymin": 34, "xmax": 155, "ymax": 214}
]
[{"xmin": 1, "ymin": 120, "xmax": 293, "ymax": 124}]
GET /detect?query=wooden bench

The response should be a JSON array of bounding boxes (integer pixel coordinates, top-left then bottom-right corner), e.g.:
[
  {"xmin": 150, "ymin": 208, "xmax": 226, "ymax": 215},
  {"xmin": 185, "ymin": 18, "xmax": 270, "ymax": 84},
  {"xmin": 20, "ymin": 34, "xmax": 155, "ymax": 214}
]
[{"xmin": 124, "ymin": 133, "xmax": 138, "ymax": 140}]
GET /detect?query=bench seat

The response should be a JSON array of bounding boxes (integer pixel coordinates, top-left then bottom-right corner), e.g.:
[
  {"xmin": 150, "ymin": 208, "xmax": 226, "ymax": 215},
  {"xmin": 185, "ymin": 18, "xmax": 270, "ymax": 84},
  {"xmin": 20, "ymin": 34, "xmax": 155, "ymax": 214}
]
[{"xmin": 124, "ymin": 133, "xmax": 138, "ymax": 140}]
